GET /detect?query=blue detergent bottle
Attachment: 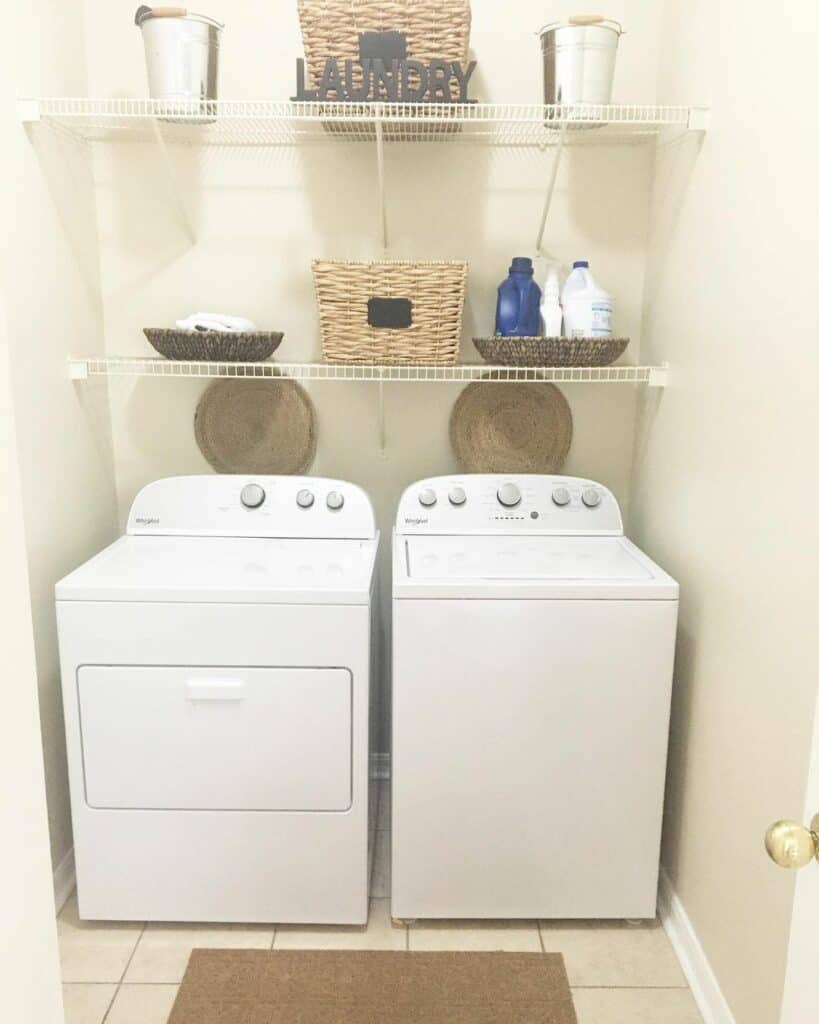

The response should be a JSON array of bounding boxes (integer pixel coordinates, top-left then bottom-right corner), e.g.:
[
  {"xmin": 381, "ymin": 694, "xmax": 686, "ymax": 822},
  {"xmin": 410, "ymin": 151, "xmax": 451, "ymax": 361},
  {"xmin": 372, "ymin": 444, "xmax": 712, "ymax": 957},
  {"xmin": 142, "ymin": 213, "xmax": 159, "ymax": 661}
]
[{"xmin": 495, "ymin": 257, "xmax": 542, "ymax": 337}]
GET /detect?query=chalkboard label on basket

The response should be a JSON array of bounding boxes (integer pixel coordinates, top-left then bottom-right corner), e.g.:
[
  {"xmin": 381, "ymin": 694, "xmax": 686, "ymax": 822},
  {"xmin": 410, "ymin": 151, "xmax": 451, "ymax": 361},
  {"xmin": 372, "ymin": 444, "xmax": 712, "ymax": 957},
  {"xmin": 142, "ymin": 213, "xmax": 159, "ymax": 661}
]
[
  {"xmin": 368, "ymin": 297, "xmax": 413, "ymax": 329},
  {"xmin": 358, "ymin": 30, "xmax": 408, "ymax": 64},
  {"xmin": 292, "ymin": 57, "xmax": 478, "ymax": 104}
]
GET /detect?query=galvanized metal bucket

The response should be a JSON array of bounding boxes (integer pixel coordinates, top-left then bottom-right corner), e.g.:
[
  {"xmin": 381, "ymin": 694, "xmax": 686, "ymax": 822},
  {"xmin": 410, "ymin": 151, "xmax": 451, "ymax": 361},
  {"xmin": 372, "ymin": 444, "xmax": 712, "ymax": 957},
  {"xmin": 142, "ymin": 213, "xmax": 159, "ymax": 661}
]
[
  {"xmin": 135, "ymin": 6, "xmax": 223, "ymax": 117},
  {"xmin": 539, "ymin": 16, "xmax": 622, "ymax": 124}
]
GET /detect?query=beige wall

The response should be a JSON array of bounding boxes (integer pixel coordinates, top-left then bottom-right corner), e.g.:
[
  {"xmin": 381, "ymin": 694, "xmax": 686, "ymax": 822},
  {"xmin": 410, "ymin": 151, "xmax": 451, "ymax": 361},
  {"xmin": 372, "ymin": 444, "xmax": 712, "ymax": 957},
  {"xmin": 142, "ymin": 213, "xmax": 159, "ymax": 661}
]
[
  {"xmin": 0, "ymin": 305, "xmax": 64, "ymax": 1023},
  {"xmin": 630, "ymin": 3, "xmax": 819, "ymax": 1022},
  {"xmin": 82, "ymin": 0, "xmax": 661, "ymax": 749},
  {"xmin": 1, "ymin": 2, "xmax": 118, "ymax": 875}
]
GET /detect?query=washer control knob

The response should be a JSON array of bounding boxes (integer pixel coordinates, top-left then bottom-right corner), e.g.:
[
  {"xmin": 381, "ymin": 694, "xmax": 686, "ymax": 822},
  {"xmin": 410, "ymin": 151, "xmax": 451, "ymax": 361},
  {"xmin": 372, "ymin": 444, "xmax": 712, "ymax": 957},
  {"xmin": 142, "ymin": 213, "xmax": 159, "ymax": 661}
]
[
  {"xmin": 418, "ymin": 488, "xmax": 437, "ymax": 508},
  {"xmin": 326, "ymin": 490, "xmax": 344, "ymax": 511},
  {"xmin": 497, "ymin": 482, "xmax": 522, "ymax": 508},
  {"xmin": 582, "ymin": 487, "xmax": 602, "ymax": 508},
  {"xmin": 551, "ymin": 486, "xmax": 571, "ymax": 507},
  {"xmin": 240, "ymin": 483, "xmax": 266, "ymax": 509},
  {"xmin": 296, "ymin": 488, "xmax": 315, "ymax": 509},
  {"xmin": 448, "ymin": 486, "xmax": 467, "ymax": 507}
]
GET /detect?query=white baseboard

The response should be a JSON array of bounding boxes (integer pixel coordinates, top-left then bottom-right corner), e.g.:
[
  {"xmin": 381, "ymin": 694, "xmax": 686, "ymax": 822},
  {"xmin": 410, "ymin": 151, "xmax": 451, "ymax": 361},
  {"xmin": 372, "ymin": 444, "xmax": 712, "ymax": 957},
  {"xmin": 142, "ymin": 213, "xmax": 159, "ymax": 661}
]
[
  {"xmin": 53, "ymin": 847, "xmax": 76, "ymax": 915},
  {"xmin": 369, "ymin": 752, "xmax": 391, "ymax": 780},
  {"xmin": 658, "ymin": 867, "xmax": 736, "ymax": 1024}
]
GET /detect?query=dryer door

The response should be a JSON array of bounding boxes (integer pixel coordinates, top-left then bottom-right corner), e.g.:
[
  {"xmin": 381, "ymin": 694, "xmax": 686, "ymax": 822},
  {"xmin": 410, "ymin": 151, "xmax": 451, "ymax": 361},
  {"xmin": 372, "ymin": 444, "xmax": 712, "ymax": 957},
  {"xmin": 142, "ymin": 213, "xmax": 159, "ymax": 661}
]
[{"xmin": 77, "ymin": 666, "xmax": 352, "ymax": 811}]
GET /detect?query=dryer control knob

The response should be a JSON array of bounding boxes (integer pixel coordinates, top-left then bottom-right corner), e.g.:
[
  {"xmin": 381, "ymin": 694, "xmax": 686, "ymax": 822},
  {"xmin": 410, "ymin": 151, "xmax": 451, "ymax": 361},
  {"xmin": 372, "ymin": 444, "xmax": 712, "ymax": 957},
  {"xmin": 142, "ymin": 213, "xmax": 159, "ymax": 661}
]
[
  {"xmin": 582, "ymin": 487, "xmax": 602, "ymax": 508},
  {"xmin": 552, "ymin": 486, "xmax": 571, "ymax": 507},
  {"xmin": 240, "ymin": 483, "xmax": 266, "ymax": 509},
  {"xmin": 418, "ymin": 488, "xmax": 437, "ymax": 508},
  {"xmin": 448, "ymin": 487, "xmax": 467, "ymax": 507},
  {"xmin": 326, "ymin": 490, "xmax": 344, "ymax": 511},
  {"xmin": 296, "ymin": 488, "xmax": 315, "ymax": 509},
  {"xmin": 497, "ymin": 482, "xmax": 522, "ymax": 508}
]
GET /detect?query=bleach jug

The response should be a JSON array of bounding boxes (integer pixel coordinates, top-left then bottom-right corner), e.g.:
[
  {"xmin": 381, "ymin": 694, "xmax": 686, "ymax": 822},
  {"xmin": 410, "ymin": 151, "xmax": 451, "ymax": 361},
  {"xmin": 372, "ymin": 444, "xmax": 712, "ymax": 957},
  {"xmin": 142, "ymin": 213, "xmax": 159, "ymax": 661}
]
[
  {"xmin": 561, "ymin": 260, "xmax": 613, "ymax": 338},
  {"xmin": 495, "ymin": 257, "xmax": 542, "ymax": 337}
]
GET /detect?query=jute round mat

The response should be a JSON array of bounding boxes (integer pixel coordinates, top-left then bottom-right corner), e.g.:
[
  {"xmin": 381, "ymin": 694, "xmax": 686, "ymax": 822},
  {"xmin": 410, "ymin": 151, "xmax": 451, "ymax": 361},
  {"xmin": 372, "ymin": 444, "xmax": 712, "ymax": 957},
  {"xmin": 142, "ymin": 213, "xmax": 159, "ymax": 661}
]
[
  {"xmin": 450, "ymin": 379, "xmax": 572, "ymax": 473},
  {"xmin": 194, "ymin": 378, "xmax": 316, "ymax": 474}
]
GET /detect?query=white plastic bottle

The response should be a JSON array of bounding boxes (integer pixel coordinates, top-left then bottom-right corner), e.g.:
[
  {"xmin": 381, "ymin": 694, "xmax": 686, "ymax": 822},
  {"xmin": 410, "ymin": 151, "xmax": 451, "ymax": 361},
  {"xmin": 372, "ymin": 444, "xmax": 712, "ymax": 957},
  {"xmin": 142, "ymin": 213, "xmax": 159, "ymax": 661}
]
[
  {"xmin": 540, "ymin": 264, "xmax": 563, "ymax": 337},
  {"xmin": 561, "ymin": 260, "xmax": 613, "ymax": 338}
]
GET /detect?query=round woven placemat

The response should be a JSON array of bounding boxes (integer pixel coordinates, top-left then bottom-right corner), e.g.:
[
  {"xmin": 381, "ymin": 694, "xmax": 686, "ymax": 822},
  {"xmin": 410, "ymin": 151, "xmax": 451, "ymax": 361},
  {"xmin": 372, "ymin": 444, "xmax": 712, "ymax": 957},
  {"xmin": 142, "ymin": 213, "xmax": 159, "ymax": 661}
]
[
  {"xmin": 473, "ymin": 336, "xmax": 629, "ymax": 368},
  {"xmin": 450, "ymin": 379, "xmax": 572, "ymax": 474},
  {"xmin": 194, "ymin": 378, "xmax": 316, "ymax": 474},
  {"xmin": 145, "ymin": 328, "xmax": 283, "ymax": 362}
]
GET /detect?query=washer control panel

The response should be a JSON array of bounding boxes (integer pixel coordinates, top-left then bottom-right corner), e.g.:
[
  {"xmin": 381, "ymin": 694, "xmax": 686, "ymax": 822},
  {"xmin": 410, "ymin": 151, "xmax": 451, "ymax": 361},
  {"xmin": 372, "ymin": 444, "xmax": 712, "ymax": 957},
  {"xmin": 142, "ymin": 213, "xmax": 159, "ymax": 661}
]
[
  {"xmin": 396, "ymin": 475, "xmax": 622, "ymax": 535},
  {"xmin": 128, "ymin": 476, "xmax": 376, "ymax": 539}
]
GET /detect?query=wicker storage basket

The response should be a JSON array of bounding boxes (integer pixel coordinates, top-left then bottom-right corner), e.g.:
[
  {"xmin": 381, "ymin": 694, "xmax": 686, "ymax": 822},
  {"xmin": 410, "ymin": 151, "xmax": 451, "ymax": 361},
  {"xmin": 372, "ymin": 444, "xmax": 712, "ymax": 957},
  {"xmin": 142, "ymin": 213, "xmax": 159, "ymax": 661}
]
[
  {"xmin": 296, "ymin": 0, "xmax": 471, "ymax": 125},
  {"xmin": 313, "ymin": 259, "xmax": 467, "ymax": 365}
]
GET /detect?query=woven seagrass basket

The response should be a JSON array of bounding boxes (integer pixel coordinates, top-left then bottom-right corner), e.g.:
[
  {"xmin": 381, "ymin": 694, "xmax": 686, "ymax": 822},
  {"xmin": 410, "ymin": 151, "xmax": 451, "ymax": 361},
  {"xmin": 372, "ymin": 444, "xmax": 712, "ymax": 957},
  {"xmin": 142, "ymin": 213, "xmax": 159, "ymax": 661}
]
[
  {"xmin": 473, "ymin": 335, "xmax": 630, "ymax": 368},
  {"xmin": 296, "ymin": 0, "xmax": 471, "ymax": 100},
  {"xmin": 144, "ymin": 328, "xmax": 283, "ymax": 362},
  {"xmin": 313, "ymin": 260, "xmax": 467, "ymax": 365},
  {"xmin": 296, "ymin": 0, "xmax": 471, "ymax": 138}
]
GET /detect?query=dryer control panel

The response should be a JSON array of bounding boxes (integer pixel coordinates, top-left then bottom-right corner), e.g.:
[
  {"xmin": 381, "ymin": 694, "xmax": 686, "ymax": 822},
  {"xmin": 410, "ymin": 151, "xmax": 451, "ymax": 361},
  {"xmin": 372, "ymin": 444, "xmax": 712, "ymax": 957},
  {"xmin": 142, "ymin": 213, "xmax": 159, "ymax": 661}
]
[
  {"xmin": 396, "ymin": 475, "xmax": 623, "ymax": 536},
  {"xmin": 128, "ymin": 476, "xmax": 377, "ymax": 539}
]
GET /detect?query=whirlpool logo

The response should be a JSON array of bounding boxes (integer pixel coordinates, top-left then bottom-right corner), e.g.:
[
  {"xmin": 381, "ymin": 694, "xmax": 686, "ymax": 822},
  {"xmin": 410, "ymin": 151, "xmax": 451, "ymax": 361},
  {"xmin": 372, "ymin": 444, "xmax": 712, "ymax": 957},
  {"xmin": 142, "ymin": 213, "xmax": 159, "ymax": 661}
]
[
  {"xmin": 135, "ymin": 516, "xmax": 160, "ymax": 526},
  {"xmin": 404, "ymin": 516, "xmax": 429, "ymax": 526}
]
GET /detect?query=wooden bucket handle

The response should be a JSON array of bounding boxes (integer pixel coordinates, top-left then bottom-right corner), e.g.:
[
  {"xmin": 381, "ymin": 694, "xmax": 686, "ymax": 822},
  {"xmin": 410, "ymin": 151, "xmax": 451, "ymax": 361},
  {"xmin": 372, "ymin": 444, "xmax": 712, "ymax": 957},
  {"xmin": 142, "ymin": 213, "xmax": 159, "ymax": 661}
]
[{"xmin": 136, "ymin": 6, "xmax": 189, "ymax": 21}]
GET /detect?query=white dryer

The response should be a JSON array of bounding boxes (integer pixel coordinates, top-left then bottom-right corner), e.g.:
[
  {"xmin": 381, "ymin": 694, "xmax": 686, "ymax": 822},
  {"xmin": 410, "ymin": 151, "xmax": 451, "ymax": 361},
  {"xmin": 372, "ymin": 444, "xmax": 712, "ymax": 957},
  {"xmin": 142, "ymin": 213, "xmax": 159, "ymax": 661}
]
[
  {"xmin": 56, "ymin": 475, "xmax": 378, "ymax": 924},
  {"xmin": 392, "ymin": 474, "xmax": 678, "ymax": 921}
]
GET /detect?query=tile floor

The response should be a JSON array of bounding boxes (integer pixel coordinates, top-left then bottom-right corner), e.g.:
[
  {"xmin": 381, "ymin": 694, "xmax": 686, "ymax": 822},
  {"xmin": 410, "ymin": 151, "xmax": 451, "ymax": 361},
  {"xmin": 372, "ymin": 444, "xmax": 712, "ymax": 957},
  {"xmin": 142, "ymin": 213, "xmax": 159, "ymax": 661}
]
[{"xmin": 60, "ymin": 782, "xmax": 704, "ymax": 1024}]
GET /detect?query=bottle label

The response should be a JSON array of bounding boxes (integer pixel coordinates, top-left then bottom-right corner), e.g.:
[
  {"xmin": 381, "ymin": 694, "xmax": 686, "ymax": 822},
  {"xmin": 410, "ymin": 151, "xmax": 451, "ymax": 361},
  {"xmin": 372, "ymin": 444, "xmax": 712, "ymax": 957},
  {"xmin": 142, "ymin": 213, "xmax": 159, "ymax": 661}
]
[{"xmin": 590, "ymin": 302, "xmax": 613, "ymax": 337}]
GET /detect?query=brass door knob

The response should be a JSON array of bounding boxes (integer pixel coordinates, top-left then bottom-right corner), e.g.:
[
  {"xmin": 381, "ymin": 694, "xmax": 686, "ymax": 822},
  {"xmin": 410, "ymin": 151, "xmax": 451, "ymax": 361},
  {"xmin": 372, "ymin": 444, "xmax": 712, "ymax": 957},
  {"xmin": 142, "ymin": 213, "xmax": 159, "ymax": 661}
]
[{"xmin": 765, "ymin": 814, "xmax": 819, "ymax": 869}]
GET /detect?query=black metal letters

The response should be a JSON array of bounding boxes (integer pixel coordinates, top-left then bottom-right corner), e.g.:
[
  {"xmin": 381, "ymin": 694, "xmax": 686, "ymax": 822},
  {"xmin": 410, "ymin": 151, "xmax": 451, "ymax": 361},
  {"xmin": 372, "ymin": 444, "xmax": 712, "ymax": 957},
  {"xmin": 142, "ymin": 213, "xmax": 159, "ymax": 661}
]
[{"xmin": 292, "ymin": 57, "xmax": 479, "ymax": 103}]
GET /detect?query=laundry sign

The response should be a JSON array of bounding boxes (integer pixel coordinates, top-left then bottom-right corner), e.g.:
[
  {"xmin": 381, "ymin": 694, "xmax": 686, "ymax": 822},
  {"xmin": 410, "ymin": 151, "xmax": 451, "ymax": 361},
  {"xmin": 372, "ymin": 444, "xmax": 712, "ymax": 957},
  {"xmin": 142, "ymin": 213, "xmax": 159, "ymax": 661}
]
[{"xmin": 292, "ymin": 30, "xmax": 478, "ymax": 104}]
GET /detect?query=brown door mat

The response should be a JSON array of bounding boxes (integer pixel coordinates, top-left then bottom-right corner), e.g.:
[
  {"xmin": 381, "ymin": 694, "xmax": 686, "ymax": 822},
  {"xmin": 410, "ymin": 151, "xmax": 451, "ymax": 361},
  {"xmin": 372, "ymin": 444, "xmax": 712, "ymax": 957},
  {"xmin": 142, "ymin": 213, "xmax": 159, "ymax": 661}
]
[{"xmin": 169, "ymin": 949, "xmax": 578, "ymax": 1024}]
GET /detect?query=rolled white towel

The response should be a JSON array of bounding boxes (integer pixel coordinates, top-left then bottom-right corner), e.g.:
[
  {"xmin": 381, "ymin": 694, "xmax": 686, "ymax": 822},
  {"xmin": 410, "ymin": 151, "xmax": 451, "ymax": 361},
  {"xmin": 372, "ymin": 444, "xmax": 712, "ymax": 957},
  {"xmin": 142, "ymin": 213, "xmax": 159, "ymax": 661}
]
[{"xmin": 176, "ymin": 312, "xmax": 258, "ymax": 333}]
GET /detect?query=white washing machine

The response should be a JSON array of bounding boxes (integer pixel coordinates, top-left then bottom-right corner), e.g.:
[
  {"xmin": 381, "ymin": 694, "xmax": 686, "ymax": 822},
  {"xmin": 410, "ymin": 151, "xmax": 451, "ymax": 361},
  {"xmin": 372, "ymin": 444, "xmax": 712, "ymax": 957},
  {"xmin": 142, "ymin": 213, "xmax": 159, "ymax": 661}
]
[
  {"xmin": 56, "ymin": 475, "xmax": 378, "ymax": 924},
  {"xmin": 392, "ymin": 474, "xmax": 678, "ymax": 921}
]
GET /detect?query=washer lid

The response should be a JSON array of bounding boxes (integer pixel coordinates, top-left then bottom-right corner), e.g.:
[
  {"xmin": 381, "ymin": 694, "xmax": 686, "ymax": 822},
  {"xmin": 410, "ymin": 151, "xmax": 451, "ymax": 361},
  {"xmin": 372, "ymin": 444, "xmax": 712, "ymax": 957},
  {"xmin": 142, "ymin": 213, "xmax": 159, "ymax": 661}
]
[
  {"xmin": 56, "ymin": 534, "xmax": 379, "ymax": 605},
  {"xmin": 395, "ymin": 534, "xmax": 677, "ymax": 600},
  {"xmin": 408, "ymin": 535, "xmax": 651, "ymax": 580}
]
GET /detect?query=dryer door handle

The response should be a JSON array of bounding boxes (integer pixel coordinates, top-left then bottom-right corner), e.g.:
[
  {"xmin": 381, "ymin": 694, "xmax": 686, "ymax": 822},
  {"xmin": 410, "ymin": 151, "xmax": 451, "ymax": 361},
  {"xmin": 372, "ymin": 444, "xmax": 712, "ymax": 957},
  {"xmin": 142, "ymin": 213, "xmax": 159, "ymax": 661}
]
[{"xmin": 185, "ymin": 678, "xmax": 246, "ymax": 702}]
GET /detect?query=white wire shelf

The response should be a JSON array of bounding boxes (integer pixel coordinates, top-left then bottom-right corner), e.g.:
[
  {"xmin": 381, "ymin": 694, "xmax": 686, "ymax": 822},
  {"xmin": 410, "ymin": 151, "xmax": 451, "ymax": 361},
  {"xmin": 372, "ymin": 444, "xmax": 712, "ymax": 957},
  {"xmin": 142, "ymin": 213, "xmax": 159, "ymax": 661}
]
[
  {"xmin": 68, "ymin": 357, "xmax": 668, "ymax": 387},
  {"xmin": 20, "ymin": 98, "xmax": 708, "ymax": 148}
]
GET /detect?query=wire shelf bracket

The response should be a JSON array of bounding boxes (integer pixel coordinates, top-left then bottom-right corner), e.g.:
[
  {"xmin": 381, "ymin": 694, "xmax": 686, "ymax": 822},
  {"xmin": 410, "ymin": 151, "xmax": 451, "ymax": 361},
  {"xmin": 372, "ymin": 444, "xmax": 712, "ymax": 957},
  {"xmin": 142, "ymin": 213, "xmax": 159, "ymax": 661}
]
[
  {"xmin": 536, "ymin": 121, "xmax": 568, "ymax": 254},
  {"xmin": 148, "ymin": 117, "xmax": 197, "ymax": 244}
]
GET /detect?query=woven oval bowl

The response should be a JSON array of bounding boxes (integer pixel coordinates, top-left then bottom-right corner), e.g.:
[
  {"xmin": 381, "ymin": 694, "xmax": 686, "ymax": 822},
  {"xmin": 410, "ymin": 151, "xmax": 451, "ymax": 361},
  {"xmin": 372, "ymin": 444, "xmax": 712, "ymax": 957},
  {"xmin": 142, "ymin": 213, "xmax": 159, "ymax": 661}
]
[
  {"xmin": 473, "ymin": 335, "xmax": 629, "ymax": 368},
  {"xmin": 144, "ymin": 329, "xmax": 284, "ymax": 362}
]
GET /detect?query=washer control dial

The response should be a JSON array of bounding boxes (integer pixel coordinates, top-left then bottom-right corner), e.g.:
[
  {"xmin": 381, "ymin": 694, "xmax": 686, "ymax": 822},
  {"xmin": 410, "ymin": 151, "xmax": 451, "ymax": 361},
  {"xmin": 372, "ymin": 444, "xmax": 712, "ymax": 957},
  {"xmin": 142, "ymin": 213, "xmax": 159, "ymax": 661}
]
[
  {"xmin": 497, "ymin": 482, "xmax": 522, "ymax": 508},
  {"xmin": 448, "ymin": 486, "xmax": 467, "ymax": 507},
  {"xmin": 551, "ymin": 486, "xmax": 571, "ymax": 507},
  {"xmin": 582, "ymin": 487, "xmax": 602, "ymax": 508},
  {"xmin": 418, "ymin": 488, "xmax": 437, "ymax": 508},
  {"xmin": 296, "ymin": 488, "xmax": 315, "ymax": 509},
  {"xmin": 240, "ymin": 483, "xmax": 266, "ymax": 509},
  {"xmin": 326, "ymin": 490, "xmax": 344, "ymax": 511}
]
